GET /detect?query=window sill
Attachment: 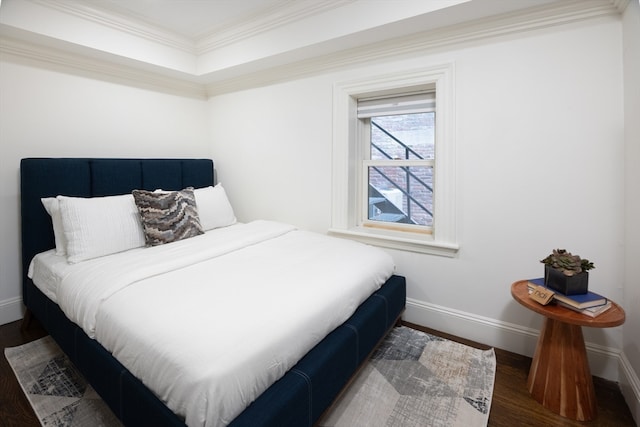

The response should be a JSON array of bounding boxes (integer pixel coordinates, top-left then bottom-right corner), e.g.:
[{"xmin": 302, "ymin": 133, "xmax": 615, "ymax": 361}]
[{"xmin": 328, "ymin": 227, "xmax": 459, "ymax": 257}]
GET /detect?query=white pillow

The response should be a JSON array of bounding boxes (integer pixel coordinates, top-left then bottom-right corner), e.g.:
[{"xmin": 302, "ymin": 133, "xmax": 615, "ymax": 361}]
[
  {"xmin": 41, "ymin": 197, "xmax": 67, "ymax": 256},
  {"xmin": 194, "ymin": 184, "xmax": 237, "ymax": 230},
  {"xmin": 57, "ymin": 194, "xmax": 146, "ymax": 263}
]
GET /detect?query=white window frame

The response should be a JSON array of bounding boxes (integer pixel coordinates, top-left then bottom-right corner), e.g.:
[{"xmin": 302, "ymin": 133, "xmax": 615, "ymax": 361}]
[{"xmin": 329, "ymin": 63, "xmax": 459, "ymax": 256}]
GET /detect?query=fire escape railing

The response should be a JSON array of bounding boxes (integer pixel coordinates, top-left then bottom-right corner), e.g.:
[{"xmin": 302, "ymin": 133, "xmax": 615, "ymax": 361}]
[{"xmin": 370, "ymin": 120, "xmax": 433, "ymax": 222}]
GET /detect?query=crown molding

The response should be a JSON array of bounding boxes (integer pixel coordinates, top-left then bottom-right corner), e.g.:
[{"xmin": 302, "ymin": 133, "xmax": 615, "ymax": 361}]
[
  {"xmin": 611, "ymin": 0, "xmax": 631, "ymax": 13},
  {"xmin": 29, "ymin": 0, "xmax": 355, "ymax": 56},
  {"xmin": 31, "ymin": 0, "xmax": 197, "ymax": 54},
  {"xmin": 1, "ymin": 0, "xmax": 623, "ymax": 100},
  {"xmin": 195, "ymin": 0, "xmax": 354, "ymax": 55},
  {"xmin": 205, "ymin": 0, "xmax": 623, "ymax": 95},
  {"xmin": 0, "ymin": 36, "xmax": 208, "ymax": 99}
]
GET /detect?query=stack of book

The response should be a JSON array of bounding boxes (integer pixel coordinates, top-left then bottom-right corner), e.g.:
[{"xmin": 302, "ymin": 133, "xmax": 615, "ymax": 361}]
[{"xmin": 528, "ymin": 278, "xmax": 612, "ymax": 317}]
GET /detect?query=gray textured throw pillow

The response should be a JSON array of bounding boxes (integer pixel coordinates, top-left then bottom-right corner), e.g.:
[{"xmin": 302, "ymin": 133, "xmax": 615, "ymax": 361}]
[{"xmin": 132, "ymin": 187, "xmax": 204, "ymax": 246}]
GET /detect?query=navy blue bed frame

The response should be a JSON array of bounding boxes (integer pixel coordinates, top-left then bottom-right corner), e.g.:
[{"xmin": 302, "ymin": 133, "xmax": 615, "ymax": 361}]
[{"xmin": 20, "ymin": 158, "xmax": 406, "ymax": 427}]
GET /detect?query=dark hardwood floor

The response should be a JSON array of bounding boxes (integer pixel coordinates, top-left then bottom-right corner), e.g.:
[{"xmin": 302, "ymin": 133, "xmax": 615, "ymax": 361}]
[
  {"xmin": 0, "ymin": 317, "xmax": 47, "ymax": 427},
  {"xmin": 0, "ymin": 317, "xmax": 636, "ymax": 427},
  {"xmin": 404, "ymin": 321, "xmax": 636, "ymax": 427}
]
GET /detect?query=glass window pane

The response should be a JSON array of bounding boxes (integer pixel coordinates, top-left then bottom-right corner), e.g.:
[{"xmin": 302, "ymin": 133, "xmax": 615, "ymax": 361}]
[
  {"xmin": 370, "ymin": 113, "xmax": 434, "ymax": 160},
  {"xmin": 368, "ymin": 166, "xmax": 433, "ymax": 227}
]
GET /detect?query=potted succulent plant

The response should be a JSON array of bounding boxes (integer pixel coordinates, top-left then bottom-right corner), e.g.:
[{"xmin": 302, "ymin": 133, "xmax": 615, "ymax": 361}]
[{"xmin": 540, "ymin": 248, "xmax": 595, "ymax": 295}]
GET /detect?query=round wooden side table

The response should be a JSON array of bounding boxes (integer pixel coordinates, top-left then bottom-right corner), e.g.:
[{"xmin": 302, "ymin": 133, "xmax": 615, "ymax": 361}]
[{"xmin": 510, "ymin": 280, "xmax": 625, "ymax": 421}]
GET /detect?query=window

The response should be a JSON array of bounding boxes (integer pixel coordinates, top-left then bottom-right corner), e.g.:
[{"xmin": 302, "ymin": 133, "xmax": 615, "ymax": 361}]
[
  {"xmin": 360, "ymin": 93, "xmax": 435, "ymax": 232},
  {"xmin": 330, "ymin": 64, "xmax": 458, "ymax": 256}
]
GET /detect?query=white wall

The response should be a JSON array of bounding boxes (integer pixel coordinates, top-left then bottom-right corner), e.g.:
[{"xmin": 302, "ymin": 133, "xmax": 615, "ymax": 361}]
[
  {"xmin": 622, "ymin": 1, "xmax": 640, "ymax": 423},
  {"xmin": 209, "ymin": 17, "xmax": 629, "ymax": 378},
  {"xmin": 0, "ymin": 58, "xmax": 212, "ymax": 324},
  {"xmin": 0, "ymin": 0, "xmax": 636, "ymax": 405}
]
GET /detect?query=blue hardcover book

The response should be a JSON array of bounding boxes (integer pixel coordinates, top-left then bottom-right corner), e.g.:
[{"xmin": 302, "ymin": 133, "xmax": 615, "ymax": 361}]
[{"xmin": 528, "ymin": 278, "xmax": 607, "ymax": 309}]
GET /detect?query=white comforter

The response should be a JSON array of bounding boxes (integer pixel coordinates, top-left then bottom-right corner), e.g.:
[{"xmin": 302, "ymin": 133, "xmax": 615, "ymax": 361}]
[{"xmin": 30, "ymin": 221, "xmax": 394, "ymax": 427}]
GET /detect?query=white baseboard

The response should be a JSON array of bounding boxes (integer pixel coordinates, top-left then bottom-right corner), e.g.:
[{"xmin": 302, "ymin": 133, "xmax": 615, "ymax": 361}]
[
  {"xmin": 404, "ymin": 297, "xmax": 640, "ymax": 420},
  {"xmin": 0, "ymin": 296, "xmax": 25, "ymax": 326},
  {"xmin": 620, "ymin": 352, "xmax": 640, "ymax": 425}
]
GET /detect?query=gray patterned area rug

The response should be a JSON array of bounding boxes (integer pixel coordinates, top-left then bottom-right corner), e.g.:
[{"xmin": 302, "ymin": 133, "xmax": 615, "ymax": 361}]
[
  {"xmin": 5, "ymin": 326, "xmax": 495, "ymax": 427},
  {"xmin": 4, "ymin": 336, "xmax": 122, "ymax": 427},
  {"xmin": 318, "ymin": 326, "xmax": 496, "ymax": 427}
]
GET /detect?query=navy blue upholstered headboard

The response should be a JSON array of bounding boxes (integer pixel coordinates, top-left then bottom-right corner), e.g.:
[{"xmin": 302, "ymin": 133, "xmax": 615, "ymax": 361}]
[{"xmin": 20, "ymin": 158, "xmax": 214, "ymax": 306}]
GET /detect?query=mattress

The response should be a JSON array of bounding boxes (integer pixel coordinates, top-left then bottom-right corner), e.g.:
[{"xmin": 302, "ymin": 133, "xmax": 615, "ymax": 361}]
[
  {"xmin": 27, "ymin": 249, "xmax": 67, "ymax": 303},
  {"xmin": 29, "ymin": 220, "xmax": 395, "ymax": 427}
]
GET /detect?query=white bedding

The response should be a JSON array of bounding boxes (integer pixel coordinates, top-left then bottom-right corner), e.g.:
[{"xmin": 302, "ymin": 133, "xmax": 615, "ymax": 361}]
[
  {"xmin": 28, "ymin": 249, "xmax": 68, "ymax": 303},
  {"xmin": 29, "ymin": 220, "xmax": 395, "ymax": 427}
]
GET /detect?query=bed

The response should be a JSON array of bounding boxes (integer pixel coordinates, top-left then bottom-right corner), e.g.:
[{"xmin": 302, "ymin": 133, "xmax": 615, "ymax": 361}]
[{"xmin": 19, "ymin": 158, "xmax": 406, "ymax": 427}]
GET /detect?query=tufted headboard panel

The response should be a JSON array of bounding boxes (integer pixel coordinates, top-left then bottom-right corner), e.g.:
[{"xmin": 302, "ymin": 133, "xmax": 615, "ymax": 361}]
[{"xmin": 19, "ymin": 158, "xmax": 214, "ymax": 306}]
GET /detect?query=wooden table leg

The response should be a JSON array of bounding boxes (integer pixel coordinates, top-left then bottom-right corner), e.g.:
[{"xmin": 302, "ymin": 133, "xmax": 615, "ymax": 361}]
[{"xmin": 527, "ymin": 317, "xmax": 597, "ymax": 421}]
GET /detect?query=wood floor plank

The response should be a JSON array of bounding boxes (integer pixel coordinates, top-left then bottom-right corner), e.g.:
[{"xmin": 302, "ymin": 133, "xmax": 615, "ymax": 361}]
[
  {"xmin": 0, "ymin": 317, "xmax": 46, "ymax": 427},
  {"xmin": 403, "ymin": 321, "xmax": 636, "ymax": 427}
]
